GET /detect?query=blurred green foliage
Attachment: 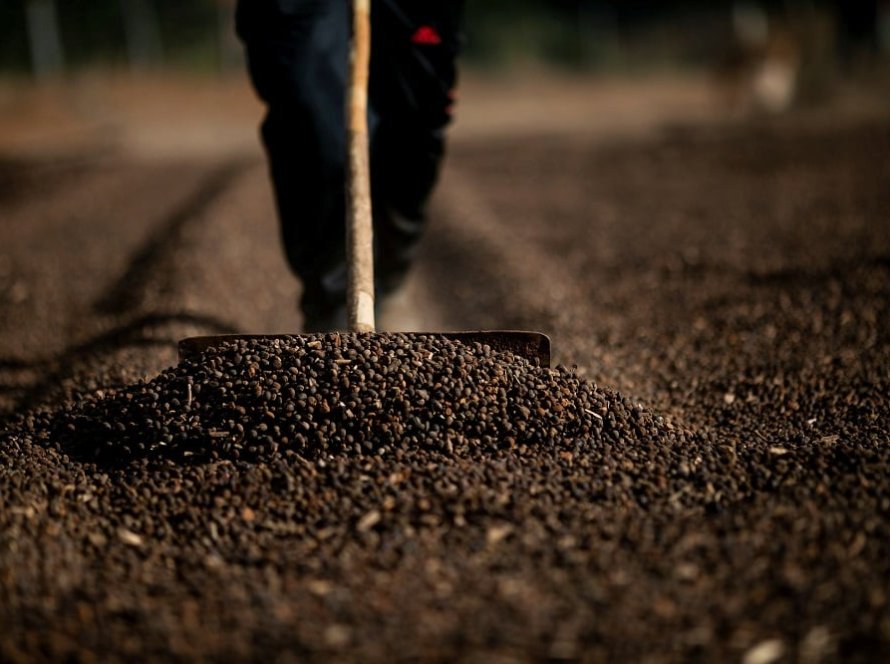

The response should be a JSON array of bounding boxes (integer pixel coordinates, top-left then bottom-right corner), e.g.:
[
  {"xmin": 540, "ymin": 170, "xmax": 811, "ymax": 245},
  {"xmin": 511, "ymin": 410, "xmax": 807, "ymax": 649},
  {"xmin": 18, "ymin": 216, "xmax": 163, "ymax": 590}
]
[
  {"xmin": 1, "ymin": 0, "xmax": 719, "ymax": 74},
  {"xmin": 462, "ymin": 0, "xmax": 733, "ymax": 71},
  {"xmin": 0, "ymin": 0, "xmax": 881, "ymax": 76},
  {"xmin": 0, "ymin": 3, "xmax": 30, "ymax": 70},
  {"xmin": 1, "ymin": 0, "xmax": 223, "ymax": 73}
]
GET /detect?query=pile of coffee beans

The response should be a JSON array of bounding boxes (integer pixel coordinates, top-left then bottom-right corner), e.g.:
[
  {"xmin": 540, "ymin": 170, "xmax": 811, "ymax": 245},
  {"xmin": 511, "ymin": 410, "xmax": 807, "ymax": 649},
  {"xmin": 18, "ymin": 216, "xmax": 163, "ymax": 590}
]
[{"xmin": 21, "ymin": 334, "xmax": 675, "ymax": 467}]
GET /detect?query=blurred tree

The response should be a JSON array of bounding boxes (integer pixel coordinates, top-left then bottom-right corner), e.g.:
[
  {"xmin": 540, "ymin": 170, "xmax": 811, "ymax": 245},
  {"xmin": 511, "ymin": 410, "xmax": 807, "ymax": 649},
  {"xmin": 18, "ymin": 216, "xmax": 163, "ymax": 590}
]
[
  {"xmin": 216, "ymin": 0, "xmax": 242, "ymax": 71},
  {"xmin": 25, "ymin": 0, "xmax": 65, "ymax": 78},
  {"xmin": 120, "ymin": 0, "xmax": 163, "ymax": 69},
  {"xmin": 834, "ymin": 0, "xmax": 881, "ymax": 61}
]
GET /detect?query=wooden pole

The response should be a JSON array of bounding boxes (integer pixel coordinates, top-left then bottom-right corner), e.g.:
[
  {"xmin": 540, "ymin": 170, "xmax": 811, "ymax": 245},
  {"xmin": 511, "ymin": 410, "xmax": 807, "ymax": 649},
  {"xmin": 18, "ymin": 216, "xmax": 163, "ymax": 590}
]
[{"xmin": 346, "ymin": 0, "xmax": 375, "ymax": 333}]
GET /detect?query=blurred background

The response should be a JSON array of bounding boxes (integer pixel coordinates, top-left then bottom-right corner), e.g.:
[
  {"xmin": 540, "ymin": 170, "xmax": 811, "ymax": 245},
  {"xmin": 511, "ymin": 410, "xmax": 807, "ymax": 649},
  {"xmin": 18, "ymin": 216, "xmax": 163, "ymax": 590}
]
[
  {"xmin": 2, "ymin": 1, "xmax": 889, "ymax": 77},
  {"xmin": 1, "ymin": 0, "xmax": 888, "ymax": 159}
]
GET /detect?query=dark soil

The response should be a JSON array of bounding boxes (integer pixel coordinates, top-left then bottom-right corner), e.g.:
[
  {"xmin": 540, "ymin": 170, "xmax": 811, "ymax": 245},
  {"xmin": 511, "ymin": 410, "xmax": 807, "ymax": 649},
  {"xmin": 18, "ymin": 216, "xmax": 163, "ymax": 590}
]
[{"xmin": 1, "ymin": 109, "xmax": 889, "ymax": 662}]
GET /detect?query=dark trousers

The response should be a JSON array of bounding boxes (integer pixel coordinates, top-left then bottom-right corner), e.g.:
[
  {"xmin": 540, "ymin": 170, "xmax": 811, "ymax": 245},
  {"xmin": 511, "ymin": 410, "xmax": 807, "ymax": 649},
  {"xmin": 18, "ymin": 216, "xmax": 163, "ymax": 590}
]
[{"xmin": 236, "ymin": 0, "xmax": 464, "ymax": 317}]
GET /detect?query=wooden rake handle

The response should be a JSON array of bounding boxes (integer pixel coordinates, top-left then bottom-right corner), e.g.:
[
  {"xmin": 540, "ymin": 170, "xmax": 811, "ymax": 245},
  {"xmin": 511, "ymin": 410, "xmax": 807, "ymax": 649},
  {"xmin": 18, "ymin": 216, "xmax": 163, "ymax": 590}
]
[{"xmin": 347, "ymin": 0, "xmax": 375, "ymax": 332}]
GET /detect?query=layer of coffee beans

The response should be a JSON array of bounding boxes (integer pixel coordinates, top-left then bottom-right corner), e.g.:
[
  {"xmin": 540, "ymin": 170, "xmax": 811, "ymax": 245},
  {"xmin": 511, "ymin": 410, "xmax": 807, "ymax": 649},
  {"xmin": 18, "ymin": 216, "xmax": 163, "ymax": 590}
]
[
  {"xmin": 3, "ymin": 331, "xmax": 886, "ymax": 662},
  {"xmin": 3, "ymin": 116, "xmax": 889, "ymax": 662}
]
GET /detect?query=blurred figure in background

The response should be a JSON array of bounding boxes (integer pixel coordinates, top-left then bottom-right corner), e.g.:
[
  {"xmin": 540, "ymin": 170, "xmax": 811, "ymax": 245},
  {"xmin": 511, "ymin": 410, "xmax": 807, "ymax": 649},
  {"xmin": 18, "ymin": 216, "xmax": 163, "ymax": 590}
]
[
  {"xmin": 236, "ymin": 0, "xmax": 464, "ymax": 331},
  {"xmin": 717, "ymin": 0, "xmax": 885, "ymax": 115},
  {"xmin": 716, "ymin": 1, "xmax": 803, "ymax": 114}
]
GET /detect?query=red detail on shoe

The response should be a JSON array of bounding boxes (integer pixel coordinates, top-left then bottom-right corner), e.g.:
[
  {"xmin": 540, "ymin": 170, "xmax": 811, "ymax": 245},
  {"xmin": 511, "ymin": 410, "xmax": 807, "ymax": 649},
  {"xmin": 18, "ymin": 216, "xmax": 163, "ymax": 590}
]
[{"xmin": 411, "ymin": 25, "xmax": 442, "ymax": 46}]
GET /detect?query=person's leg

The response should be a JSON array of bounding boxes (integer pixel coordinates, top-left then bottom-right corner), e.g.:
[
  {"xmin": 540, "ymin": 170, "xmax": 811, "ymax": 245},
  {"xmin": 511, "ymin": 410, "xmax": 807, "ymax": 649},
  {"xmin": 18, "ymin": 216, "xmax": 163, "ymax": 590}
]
[
  {"xmin": 236, "ymin": 0, "xmax": 350, "ymax": 326},
  {"xmin": 369, "ymin": 0, "xmax": 465, "ymax": 295}
]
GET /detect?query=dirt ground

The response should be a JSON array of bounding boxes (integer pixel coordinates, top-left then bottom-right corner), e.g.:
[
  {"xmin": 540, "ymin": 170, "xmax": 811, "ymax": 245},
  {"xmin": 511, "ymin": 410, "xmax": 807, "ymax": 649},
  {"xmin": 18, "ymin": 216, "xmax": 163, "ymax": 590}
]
[{"xmin": 1, "ymin": 73, "xmax": 889, "ymax": 662}]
